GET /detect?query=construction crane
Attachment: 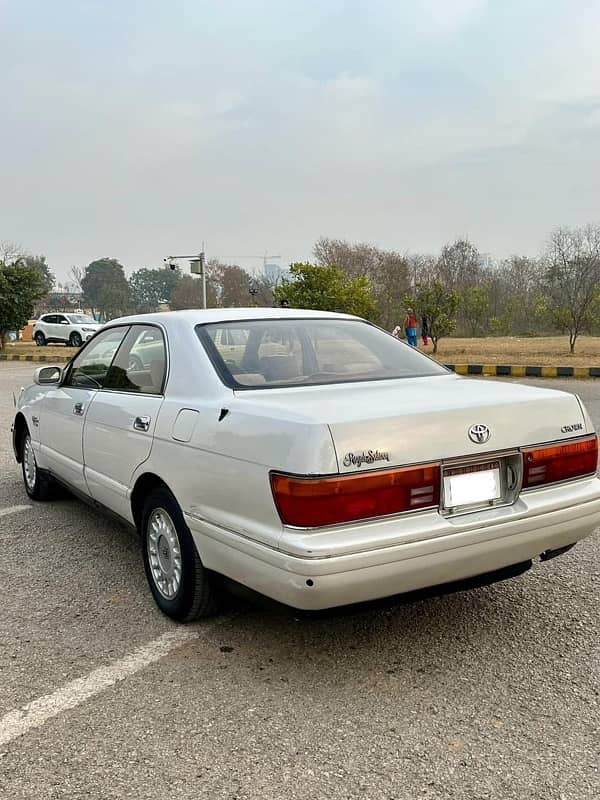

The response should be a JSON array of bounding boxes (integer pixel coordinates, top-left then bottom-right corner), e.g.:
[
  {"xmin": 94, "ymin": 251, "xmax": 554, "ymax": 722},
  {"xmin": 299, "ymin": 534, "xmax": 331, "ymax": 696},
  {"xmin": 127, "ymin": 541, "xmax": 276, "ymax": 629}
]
[{"xmin": 221, "ymin": 252, "xmax": 281, "ymax": 271}]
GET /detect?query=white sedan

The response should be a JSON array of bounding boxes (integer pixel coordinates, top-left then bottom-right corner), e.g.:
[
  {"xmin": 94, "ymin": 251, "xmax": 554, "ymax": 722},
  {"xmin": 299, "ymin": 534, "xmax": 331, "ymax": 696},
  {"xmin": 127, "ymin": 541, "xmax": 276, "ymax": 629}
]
[{"xmin": 12, "ymin": 309, "xmax": 600, "ymax": 621}]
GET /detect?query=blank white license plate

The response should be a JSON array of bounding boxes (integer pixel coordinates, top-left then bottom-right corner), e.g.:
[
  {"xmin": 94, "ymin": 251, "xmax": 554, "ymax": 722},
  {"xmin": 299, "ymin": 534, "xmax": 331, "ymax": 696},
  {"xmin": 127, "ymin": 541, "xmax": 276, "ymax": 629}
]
[{"xmin": 444, "ymin": 464, "xmax": 501, "ymax": 508}]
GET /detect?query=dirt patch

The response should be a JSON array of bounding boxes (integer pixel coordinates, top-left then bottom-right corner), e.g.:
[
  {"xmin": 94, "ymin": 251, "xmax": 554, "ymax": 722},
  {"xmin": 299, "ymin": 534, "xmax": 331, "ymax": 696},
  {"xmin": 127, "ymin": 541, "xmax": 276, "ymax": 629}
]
[
  {"xmin": 426, "ymin": 336, "xmax": 600, "ymax": 366},
  {"xmin": 2, "ymin": 342, "xmax": 78, "ymax": 358}
]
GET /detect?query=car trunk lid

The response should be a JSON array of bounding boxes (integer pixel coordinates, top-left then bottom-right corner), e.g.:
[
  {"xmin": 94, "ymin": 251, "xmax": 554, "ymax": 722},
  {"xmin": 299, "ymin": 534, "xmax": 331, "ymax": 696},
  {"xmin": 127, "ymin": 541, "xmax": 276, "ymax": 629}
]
[{"xmin": 235, "ymin": 375, "xmax": 587, "ymax": 473}]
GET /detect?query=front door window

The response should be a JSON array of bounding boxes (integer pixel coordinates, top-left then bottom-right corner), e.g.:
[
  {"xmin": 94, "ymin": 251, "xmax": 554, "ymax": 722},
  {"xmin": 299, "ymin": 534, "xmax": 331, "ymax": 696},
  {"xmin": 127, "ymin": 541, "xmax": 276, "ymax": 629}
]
[{"xmin": 64, "ymin": 327, "xmax": 129, "ymax": 389}]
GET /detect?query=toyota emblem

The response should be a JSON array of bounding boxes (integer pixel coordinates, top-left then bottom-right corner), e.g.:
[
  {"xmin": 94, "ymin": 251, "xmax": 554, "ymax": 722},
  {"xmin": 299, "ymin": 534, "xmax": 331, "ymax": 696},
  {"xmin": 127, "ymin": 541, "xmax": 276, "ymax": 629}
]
[{"xmin": 468, "ymin": 424, "xmax": 491, "ymax": 444}]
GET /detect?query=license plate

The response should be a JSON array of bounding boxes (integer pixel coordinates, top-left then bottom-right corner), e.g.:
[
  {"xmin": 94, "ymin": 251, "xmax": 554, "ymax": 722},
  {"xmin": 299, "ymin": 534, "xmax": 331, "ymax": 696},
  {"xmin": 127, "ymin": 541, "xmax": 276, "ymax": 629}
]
[{"xmin": 443, "ymin": 462, "xmax": 501, "ymax": 508}]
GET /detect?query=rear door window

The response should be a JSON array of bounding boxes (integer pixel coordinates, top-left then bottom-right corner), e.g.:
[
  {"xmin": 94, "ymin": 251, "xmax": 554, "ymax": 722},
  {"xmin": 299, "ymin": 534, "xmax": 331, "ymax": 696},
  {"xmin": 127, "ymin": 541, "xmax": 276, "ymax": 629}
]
[{"xmin": 104, "ymin": 325, "xmax": 167, "ymax": 394}]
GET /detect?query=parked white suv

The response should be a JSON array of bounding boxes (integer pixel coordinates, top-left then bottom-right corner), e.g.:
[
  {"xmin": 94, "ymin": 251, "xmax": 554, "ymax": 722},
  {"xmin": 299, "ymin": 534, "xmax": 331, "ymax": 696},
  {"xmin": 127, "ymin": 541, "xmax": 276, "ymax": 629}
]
[{"xmin": 33, "ymin": 313, "xmax": 102, "ymax": 347}]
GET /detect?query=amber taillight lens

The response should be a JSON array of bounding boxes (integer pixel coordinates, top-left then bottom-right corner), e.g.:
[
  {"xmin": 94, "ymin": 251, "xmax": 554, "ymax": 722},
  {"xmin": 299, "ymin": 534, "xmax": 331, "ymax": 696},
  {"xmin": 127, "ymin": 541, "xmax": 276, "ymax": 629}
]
[
  {"xmin": 522, "ymin": 434, "xmax": 598, "ymax": 489},
  {"xmin": 270, "ymin": 464, "xmax": 441, "ymax": 527}
]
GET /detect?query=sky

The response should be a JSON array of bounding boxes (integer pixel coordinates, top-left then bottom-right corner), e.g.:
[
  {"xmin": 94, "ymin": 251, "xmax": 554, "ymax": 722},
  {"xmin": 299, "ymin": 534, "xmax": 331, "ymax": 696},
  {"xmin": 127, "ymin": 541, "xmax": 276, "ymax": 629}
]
[{"xmin": 2, "ymin": 0, "xmax": 600, "ymax": 281}]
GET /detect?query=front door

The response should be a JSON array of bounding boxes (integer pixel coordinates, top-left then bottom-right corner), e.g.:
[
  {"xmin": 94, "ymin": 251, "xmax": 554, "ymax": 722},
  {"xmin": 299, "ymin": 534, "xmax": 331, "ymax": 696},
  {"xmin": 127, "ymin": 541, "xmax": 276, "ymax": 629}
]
[
  {"xmin": 40, "ymin": 327, "xmax": 129, "ymax": 493},
  {"xmin": 42, "ymin": 314, "xmax": 59, "ymax": 342},
  {"xmin": 54, "ymin": 313, "xmax": 71, "ymax": 342},
  {"xmin": 83, "ymin": 324, "xmax": 167, "ymax": 520}
]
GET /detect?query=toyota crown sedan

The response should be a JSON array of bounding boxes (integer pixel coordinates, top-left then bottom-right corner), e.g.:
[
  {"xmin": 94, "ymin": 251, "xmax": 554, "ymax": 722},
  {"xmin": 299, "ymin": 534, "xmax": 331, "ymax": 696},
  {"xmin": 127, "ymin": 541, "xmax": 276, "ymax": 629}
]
[{"xmin": 12, "ymin": 309, "xmax": 600, "ymax": 622}]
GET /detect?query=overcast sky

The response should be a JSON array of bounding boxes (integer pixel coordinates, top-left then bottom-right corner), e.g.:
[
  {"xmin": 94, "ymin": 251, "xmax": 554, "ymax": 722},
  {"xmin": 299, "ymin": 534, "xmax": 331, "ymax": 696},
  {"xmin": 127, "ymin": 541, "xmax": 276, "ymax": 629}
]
[{"xmin": 2, "ymin": 0, "xmax": 600, "ymax": 280}]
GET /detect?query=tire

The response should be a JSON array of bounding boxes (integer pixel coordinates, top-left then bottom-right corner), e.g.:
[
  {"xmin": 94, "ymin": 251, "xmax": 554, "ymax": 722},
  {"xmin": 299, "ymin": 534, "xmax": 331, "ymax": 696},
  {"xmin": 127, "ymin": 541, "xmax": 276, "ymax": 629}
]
[
  {"xmin": 69, "ymin": 332, "xmax": 83, "ymax": 347},
  {"xmin": 141, "ymin": 487, "xmax": 221, "ymax": 622},
  {"xmin": 34, "ymin": 331, "xmax": 46, "ymax": 347},
  {"xmin": 21, "ymin": 430, "xmax": 56, "ymax": 501},
  {"xmin": 128, "ymin": 354, "xmax": 143, "ymax": 371}
]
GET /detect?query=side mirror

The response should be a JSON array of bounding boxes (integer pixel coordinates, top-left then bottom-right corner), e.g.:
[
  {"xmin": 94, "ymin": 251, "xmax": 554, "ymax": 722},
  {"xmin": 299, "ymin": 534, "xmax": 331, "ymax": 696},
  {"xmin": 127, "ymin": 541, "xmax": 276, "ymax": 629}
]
[
  {"xmin": 34, "ymin": 366, "xmax": 62, "ymax": 386},
  {"xmin": 60, "ymin": 320, "xmax": 69, "ymax": 324}
]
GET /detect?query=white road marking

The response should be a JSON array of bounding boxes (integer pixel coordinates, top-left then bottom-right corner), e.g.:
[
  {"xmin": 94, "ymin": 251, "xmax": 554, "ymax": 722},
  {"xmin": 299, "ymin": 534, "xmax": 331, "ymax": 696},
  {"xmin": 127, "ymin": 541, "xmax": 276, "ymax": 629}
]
[
  {"xmin": 0, "ymin": 627, "xmax": 204, "ymax": 748},
  {"xmin": 0, "ymin": 505, "xmax": 32, "ymax": 518}
]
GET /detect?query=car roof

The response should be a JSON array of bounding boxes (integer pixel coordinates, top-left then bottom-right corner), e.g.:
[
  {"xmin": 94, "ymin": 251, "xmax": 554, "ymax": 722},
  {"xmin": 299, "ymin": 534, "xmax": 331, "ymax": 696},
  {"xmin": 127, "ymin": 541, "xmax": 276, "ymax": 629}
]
[{"xmin": 107, "ymin": 307, "xmax": 359, "ymax": 327}]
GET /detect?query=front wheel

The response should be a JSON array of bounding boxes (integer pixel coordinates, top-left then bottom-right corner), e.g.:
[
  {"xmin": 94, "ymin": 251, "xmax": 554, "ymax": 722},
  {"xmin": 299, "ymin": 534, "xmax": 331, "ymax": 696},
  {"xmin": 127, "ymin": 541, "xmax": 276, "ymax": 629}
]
[
  {"xmin": 21, "ymin": 431, "xmax": 56, "ymax": 501},
  {"xmin": 34, "ymin": 331, "xmax": 46, "ymax": 346},
  {"xmin": 69, "ymin": 332, "xmax": 82, "ymax": 347},
  {"xmin": 141, "ymin": 487, "xmax": 221, "ymax": 622}
]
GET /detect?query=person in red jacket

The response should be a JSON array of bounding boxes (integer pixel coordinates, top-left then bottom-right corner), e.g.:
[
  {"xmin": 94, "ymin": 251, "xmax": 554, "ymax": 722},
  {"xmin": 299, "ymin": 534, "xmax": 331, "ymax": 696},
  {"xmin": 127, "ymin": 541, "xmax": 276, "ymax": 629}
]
[{"xmin": 404, "ymin": 308, "xmax": 418, "ymax": 347}]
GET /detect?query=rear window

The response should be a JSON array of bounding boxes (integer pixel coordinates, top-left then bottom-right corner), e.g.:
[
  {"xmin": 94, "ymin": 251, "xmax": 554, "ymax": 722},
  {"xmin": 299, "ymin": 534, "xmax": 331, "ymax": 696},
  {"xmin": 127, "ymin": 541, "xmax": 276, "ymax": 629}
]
[{"xmin": 196, "ymin": 318, "xmax": 447, "ymax": 389}]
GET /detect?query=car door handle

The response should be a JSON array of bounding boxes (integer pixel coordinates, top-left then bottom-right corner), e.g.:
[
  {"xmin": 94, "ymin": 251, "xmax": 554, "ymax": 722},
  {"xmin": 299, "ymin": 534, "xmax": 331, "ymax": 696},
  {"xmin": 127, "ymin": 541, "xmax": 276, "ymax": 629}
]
[
  {"xmin": 133, "ymin": 415, "xmax": 151, "ymax": 432},
  {"xmin": 73, "ymin": 402, "xmax": 85, "ymax": 416}
]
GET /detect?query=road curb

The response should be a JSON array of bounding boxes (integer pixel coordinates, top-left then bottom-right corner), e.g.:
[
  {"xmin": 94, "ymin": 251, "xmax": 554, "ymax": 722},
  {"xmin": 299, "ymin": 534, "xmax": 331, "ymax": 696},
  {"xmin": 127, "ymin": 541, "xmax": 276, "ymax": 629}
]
[
  {"xmin": 444, "ymin": 364, "xmax": 600, "ymax": 378},
  {"xmin": 0, "ymin": 354, "xmax": 71, "ymax": 363}
]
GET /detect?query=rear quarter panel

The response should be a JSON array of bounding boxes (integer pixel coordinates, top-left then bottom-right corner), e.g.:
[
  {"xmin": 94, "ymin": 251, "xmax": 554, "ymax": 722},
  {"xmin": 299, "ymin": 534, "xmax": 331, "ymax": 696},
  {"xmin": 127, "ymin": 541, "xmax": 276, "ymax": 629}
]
[{"xmin": 143, "ymin": 397, "xmax": 338, "ymax": 548}]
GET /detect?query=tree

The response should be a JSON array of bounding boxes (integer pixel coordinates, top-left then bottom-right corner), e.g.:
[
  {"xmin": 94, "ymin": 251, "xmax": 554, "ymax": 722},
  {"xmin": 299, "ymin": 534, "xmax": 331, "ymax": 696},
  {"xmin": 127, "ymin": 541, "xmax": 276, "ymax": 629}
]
[
  {"xmin": 405, "ymin": 281, "xmax": 460, "ymax": 354},
  {"xmin": 436, "ymin": 238, "xmax": 482, "ymax": 290},
  {"xmin": 314, "ymin": 237, "xmax": 409, "ymax": 329},
  {"xmin": 129, "ymin": 266, "xmax": 182, "ymax": 313},
  {"xmin": 486, "ymin": 256, "xmax": 540, "ymax": 336},
  {"xmin": 461, "ymin": 285, "xmax": 491, "ymax": 336},
  {"xmin": 0, "ymin": 263, "xmax": 45, "ymax": 348},
  {"xmin": 170, "ymin": 274, "xmax": 219, "ymax": 310},
  {"xmin": 217, "ymin": 264, "xmax": 252, "ymax": 307},
  {"xmin": 274, "ymin": 262, "xmax": 379, "ymax": 319},
  {"xmin": 249, "ymin": 273, "xmax": 276, "ymax": 307},
  {"xmin": 539, "ymin": 225, "xmax": 600, "ymax": 353},
  {"xmin": 22, "ymin": 255, "xmax": 54, "ymax": 296},
  {"xmin": 0, "ymin": 241, "xmax": 22, "ymax": 265},
  {"xmin": 69, "ymin": 265, "xmax": 84, "ymax": 292},
  {"xmin": 81, "ymin": 258, "xmax": 131, "ymax": 321}
]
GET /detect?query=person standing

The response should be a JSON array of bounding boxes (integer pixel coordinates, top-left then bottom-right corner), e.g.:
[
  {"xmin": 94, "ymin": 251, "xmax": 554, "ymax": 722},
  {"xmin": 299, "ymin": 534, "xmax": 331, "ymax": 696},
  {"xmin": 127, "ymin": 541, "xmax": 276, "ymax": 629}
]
[
  {"xmin": 404, "ymin": 308, "xmax": 418, "ymax": 347},
  {"xmin": 421, "ymin": 314, "xmax": 430, "ymax": 346}
]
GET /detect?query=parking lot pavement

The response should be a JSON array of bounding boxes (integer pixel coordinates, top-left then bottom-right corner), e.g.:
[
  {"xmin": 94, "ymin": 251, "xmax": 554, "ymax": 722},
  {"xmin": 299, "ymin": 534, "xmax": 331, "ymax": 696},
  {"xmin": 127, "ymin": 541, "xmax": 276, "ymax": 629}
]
[{"xmin": 1, "ymin": 363, "xmax": 599, "ymax": 800}]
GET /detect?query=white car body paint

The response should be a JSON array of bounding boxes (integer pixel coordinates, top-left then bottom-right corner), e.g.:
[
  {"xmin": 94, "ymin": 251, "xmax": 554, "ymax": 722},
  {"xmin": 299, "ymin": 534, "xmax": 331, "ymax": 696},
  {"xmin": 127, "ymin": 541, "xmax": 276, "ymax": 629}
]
[{"xmin": 14, "ymin": 308, "xmax": 600, "ymax": 612}]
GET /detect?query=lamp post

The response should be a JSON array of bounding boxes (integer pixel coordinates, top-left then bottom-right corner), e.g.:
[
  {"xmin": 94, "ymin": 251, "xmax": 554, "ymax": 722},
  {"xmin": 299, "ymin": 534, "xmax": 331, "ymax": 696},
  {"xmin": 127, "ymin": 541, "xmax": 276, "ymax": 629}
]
[{"xmin": 164, "ymin": 249, "xmax": 207, "ymax": 309}]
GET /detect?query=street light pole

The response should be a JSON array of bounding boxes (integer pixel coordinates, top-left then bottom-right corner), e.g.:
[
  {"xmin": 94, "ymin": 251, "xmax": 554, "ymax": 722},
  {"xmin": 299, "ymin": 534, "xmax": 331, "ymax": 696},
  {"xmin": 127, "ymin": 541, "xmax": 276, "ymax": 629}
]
[{"xmin": 165, "ymin": 248, "xmax": 207, "ymax": 309}]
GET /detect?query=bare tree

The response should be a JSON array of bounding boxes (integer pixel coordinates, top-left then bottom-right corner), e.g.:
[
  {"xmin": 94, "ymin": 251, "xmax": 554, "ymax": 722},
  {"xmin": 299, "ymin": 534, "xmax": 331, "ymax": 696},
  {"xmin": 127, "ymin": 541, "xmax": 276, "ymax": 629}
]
[
  {"xmin": 69, "ymin": 265, "xmax": 84, "ymax": 292},
  {"xmin": 540, "ymin": 224, "xmax": 600, "ymax": 353},
  {"xmin": 0, "ymin": 241, "xmax": 24, "ymax": 264},
  {"xmin": 435, "ymin": 238, "xmax": 483, "ymax": 290},
  {"xmin": 313, "ymin": 237, "xmax": 410, "ymax": 328}
]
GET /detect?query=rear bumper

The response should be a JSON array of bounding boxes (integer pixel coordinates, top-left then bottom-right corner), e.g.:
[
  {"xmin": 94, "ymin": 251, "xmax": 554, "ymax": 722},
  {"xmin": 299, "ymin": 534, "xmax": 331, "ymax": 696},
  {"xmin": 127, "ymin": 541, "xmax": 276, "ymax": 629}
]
[{"xmin": 186, "ymin": 477, "xmax": 600, "ymax": 610}]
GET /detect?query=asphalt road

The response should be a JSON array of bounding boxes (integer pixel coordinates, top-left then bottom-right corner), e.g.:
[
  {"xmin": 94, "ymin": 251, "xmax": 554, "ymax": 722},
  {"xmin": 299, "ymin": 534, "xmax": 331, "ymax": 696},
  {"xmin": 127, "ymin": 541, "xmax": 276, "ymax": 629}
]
[{"xmin": 1, "ymin": 362, "xmax": 599, "ymax": 800}]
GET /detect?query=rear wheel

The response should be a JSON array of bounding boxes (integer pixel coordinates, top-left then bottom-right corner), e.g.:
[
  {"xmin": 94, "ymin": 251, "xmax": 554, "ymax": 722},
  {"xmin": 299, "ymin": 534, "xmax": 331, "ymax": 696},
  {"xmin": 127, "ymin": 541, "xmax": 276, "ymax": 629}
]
[
  {"xmin": 34, "ymin": 331, "xmax": 46, "ymax": 346},
  {"xmin": 21, "ymin": 431, "xmax": 56, "ymax": 501},
  {"xmin": 69, "ymin": 332, "xmax": 82, "ymax": 347},
  {"xmin": 141, "ymin": 487, "xmax": 221, "ymax": 622}
]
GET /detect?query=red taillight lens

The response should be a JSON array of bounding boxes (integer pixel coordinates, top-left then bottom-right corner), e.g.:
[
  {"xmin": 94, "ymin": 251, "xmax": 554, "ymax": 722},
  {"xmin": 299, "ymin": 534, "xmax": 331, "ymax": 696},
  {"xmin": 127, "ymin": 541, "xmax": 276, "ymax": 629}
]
[
  {"xmin": 271, "ymin": 464, "xmax": 441, "ymax": 527},
  {"xmin": 522, "ymin": 434, "xmax": 598, "ymax": 488}
]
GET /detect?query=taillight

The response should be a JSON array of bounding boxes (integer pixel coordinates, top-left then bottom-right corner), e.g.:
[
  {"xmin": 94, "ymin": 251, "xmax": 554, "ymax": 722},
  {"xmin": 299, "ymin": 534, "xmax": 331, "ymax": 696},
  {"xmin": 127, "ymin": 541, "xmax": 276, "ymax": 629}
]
[
  {"xmin": 522, "ymin": 434, "xmax": 598, "ymax": 489},
  {"xmin": 270, "ymin": 464, "xmax": 441, "ymax": 527}
]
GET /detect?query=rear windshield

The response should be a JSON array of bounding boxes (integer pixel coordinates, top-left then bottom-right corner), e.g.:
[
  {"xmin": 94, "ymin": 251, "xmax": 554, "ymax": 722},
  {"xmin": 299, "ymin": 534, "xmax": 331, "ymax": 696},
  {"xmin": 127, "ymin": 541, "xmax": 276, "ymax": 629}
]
[{"xmin": 196, "ymin": 318, "xmax": 447, "ymax": 389}]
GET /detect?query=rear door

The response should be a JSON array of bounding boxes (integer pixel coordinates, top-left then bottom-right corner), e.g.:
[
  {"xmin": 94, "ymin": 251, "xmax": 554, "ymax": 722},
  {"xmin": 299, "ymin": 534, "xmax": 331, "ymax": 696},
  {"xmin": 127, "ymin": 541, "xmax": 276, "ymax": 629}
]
[
  {"xmin": 39, "ymin": 327, "xmax": 129, "ymax": 493},
  {"xmin": 83, "ymin": 324, "xmax": 167, "ymax": 521}
]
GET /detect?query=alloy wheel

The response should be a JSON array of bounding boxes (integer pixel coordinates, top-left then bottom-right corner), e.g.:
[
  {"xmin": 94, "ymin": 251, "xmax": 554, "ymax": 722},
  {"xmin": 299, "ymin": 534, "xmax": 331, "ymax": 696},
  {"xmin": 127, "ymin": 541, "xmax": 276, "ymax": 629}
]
[{"xmin": 147, "ymin": 508, "xmax": 183, "ymax": 599}]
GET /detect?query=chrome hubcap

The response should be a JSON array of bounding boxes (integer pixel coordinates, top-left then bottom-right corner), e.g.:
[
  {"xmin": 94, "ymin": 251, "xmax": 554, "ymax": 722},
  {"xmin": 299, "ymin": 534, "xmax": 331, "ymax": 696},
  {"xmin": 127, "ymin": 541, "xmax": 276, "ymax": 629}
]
[
  {"xmin": 23, "ymin": 436, "xmax": 37, "ymax": 491},
  {"xmin": 147, "ymin": 508, "xmax": 182, "ymax": 599}
]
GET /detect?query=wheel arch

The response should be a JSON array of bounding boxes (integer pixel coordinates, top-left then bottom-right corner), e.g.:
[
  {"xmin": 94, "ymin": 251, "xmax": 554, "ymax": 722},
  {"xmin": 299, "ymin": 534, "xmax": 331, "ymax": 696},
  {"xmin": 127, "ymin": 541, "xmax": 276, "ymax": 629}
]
[
  {"xmin": 12, "ymin": 412, "xmax": 28, "ymax": 462},
  {"xmin": 130, "ymin": 472, "xmax": 174, "ymax": 531}
]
